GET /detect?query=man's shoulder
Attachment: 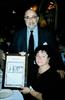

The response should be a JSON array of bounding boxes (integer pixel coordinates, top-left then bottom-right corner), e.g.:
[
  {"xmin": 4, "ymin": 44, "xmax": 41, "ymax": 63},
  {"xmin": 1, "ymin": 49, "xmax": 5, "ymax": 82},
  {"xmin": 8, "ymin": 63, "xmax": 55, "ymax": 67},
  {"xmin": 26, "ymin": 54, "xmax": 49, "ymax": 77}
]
[
  {"xmin": 18, "ymin": 27, "xmax": 27, "ymax": 33},
  {"xmin": 15, "ymin": 27, "xmax": 27, "ymax": 36},
  {"xmin": 38, "ymin": 26, "xmax": 51, "ymax": 37}
]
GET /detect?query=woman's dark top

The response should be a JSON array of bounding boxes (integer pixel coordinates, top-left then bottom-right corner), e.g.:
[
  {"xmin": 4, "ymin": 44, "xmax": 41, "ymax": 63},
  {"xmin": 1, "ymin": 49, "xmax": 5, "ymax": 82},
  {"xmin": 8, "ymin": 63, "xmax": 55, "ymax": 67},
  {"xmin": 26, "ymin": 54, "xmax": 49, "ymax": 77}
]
[
  {"xmin": 32, "ymin": 67, "xmax": 63, "ymax": 100},
  {"xmin": 24, "ymin": 66, "xmax": 63, "ymax": 100}
]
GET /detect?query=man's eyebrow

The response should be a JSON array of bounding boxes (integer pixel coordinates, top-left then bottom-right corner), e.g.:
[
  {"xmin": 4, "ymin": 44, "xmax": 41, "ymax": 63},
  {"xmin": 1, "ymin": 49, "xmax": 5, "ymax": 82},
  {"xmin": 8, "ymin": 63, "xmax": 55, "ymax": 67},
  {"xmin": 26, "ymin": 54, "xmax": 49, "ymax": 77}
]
[
  {"xmin": 24, "ymin": 16, "xmax": 29, "ymax": 17},
  {"xmin": 25, "ymin": 15, "xmax": 37, "ymax": 17}
]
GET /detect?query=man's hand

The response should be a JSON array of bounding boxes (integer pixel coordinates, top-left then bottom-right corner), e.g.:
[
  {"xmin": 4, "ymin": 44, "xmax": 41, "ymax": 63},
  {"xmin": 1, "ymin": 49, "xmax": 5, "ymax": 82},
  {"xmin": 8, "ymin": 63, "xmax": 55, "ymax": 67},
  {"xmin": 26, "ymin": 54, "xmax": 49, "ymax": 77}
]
[
  {"xmin": 19, "ymin": 52, "xmax": 26, "ymax": 56},
  {"xmin": 57, "ymin": 69, "xmax": 65, "ymax": 79}
]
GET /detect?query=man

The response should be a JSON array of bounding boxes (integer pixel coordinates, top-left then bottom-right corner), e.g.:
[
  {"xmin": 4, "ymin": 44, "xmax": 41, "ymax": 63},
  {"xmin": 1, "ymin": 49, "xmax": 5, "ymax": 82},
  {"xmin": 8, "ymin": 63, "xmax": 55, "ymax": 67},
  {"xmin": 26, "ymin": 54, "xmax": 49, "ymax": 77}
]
[
  {"xmin": 10, "ymin": 8, "xmax": 56, "ymax": 53},
  {"xmin": 10, "ymin": 9, "xmax": 65, "ymax": 84}
]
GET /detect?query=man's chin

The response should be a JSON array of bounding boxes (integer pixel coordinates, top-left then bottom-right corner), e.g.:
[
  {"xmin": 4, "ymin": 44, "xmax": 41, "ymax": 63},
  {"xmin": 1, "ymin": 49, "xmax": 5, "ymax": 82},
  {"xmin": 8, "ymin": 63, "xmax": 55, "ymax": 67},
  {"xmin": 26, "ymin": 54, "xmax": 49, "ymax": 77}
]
[
  {"xmin": 28, "ymin": 27, "xmax": 34, "ymax": 30},
  {"xmin": 28, "ymin": 26, "xmax": 36, "ymax": 30}
]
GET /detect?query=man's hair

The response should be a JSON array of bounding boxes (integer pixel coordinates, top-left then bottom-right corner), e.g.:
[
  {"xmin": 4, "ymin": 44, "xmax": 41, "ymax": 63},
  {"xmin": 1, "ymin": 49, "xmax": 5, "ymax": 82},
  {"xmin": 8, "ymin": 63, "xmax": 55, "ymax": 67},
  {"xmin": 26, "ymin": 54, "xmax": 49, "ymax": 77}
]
[{"xmin": 24, "ymin": 8, "xmax": 40, "ymax": 17}]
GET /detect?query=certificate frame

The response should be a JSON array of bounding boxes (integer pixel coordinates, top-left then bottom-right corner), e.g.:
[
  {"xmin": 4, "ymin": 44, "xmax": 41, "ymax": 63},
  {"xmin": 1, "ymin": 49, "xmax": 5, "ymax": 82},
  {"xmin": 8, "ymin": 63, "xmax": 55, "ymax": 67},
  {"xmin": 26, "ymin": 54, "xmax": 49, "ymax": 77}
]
[{"xmin": 2, "ymin": 53, "xmax": 28, "ymax": 89}]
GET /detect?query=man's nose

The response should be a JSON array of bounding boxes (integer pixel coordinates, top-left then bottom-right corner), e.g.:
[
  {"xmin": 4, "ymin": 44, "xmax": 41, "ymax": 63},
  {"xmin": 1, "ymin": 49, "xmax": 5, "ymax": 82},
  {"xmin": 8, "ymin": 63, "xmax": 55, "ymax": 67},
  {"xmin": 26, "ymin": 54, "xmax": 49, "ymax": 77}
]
[{"xmin": 28, "ymin": 19, "xmax": 33, "ymax": 24}]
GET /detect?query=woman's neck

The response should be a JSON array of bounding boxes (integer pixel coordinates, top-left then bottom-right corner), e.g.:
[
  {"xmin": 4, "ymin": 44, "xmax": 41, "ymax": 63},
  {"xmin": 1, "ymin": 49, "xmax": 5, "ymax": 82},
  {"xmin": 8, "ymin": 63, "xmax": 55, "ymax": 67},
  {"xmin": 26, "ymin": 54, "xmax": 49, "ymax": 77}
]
[{"xmin": 38, "ymin": 64, "xmax": 50, "ymax": 74}]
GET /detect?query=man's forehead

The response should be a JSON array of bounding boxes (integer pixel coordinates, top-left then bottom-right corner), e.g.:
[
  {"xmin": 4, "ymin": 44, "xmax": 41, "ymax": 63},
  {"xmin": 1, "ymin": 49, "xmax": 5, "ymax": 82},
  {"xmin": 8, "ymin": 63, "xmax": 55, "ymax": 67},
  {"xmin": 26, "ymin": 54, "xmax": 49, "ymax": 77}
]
[{"xmin": 25, "ymin": 9, "xmax": 37, "ymax": 16}]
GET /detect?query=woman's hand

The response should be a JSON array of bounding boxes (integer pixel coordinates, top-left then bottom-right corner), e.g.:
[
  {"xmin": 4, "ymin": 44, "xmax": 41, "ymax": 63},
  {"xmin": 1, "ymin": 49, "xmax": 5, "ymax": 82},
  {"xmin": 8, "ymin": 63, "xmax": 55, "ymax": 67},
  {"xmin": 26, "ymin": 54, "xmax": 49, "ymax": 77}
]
[
  {"xmin": 20, "ymin": 86, "xmax": 43, "ymax": 100},
  {"xmin": 20, "ymin": 87, "xmax": 30, "ymax": 94}
]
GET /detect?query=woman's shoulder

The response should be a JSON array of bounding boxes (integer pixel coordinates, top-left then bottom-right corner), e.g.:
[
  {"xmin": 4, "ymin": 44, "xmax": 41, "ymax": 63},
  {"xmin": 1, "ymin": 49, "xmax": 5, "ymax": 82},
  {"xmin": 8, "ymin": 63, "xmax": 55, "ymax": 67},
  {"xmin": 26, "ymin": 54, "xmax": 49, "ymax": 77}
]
[{"xmin": 50, "ymin": 68, "xmax": 61, "ymax": 80}]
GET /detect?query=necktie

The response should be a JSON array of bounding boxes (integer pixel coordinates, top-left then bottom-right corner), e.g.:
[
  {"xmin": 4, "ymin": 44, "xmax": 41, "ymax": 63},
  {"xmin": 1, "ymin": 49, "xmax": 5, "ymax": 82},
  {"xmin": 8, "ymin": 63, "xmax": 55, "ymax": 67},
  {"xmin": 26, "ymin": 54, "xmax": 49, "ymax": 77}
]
[{"xmin": 28, "ymin": 31, "xmax": 34, "ymax": 53}]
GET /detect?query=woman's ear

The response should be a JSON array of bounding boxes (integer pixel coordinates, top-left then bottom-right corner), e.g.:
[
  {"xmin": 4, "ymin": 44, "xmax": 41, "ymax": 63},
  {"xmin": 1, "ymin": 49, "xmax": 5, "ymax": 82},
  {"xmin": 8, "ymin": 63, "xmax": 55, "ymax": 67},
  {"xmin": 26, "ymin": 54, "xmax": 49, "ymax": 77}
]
[{"xmin": 49, "ymin": 57, "xmax": 50, "ymax": 61}]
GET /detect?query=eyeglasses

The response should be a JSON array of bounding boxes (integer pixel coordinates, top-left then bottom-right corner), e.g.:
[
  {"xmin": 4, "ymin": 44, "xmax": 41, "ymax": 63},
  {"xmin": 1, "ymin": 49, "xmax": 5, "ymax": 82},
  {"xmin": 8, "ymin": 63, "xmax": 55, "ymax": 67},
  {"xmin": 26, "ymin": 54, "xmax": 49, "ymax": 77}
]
[{"xmin": 24, "ymin": 16, "xmax": 37, "ymax": 20}]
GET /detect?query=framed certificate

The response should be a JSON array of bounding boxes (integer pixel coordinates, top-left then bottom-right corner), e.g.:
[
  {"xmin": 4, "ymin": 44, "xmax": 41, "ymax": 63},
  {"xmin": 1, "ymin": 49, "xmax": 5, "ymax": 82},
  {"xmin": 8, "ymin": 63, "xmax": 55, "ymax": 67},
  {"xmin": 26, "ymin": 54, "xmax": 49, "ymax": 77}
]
[{"xmin": 2, "ymin": 54, "xmax": 28, "ymax": 89}]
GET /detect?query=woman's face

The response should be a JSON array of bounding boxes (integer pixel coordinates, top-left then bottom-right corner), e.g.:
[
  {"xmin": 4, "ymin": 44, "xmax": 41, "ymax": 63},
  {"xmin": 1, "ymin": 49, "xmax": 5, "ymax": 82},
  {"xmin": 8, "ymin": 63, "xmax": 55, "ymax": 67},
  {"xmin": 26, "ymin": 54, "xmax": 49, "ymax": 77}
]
[{"xmin": 35, "ymin": 50, "xmax": 50, "ymax": 67}]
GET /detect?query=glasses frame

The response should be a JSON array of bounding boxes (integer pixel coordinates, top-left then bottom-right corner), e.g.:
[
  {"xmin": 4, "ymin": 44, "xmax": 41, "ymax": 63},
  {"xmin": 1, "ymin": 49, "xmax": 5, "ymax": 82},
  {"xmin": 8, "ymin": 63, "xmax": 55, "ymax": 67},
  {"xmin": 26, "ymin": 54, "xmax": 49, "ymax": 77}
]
[{"xmin": 24, "ymin": 16, "xmax": 38, "ymax": 20}]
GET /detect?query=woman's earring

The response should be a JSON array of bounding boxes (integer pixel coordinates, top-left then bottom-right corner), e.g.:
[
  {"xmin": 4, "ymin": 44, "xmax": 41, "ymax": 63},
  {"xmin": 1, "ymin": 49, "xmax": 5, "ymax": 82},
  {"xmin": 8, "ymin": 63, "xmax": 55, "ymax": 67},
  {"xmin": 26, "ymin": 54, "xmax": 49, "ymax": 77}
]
[{"xmin": 34, "ymin": 60, "xmax": 36, "ymax": 64}]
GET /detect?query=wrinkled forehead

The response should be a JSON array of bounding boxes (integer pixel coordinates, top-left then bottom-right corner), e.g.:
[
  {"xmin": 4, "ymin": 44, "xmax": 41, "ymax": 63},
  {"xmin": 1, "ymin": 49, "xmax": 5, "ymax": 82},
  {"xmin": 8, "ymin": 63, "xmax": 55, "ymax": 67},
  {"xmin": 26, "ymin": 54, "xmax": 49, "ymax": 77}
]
[{"xmin": 24, "ymin": 9, "xmax": 37, "ymax": 17}]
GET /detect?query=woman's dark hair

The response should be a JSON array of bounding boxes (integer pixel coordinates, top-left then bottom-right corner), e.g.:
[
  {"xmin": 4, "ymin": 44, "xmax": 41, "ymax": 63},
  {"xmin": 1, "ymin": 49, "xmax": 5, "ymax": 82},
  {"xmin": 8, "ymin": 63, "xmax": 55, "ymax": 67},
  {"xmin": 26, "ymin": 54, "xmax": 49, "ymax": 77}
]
[
  {"xmin": 34, "ymin": 45, "xmax": 54, "ymax": 67},
  {"xmin": 34, "ymin": 45, "xmax": 52, "ymax": 57}
]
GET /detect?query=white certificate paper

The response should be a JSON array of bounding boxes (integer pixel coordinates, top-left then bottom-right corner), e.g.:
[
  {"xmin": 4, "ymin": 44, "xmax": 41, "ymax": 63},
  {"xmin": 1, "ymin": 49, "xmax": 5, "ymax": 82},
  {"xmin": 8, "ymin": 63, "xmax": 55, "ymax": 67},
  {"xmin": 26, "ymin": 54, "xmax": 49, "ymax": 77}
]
[{"xmin": 3, "ymin": 55, "xmax": 27, "ymax": 88}]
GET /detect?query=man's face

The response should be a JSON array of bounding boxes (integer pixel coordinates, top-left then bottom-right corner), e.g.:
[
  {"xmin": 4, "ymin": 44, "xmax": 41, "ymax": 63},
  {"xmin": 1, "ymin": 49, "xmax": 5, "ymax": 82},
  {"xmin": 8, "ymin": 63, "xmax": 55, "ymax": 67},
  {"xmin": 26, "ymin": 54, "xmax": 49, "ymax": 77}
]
[{"xmin": 24, "ymin": 9, "xmax": 39, "ymax": 30}]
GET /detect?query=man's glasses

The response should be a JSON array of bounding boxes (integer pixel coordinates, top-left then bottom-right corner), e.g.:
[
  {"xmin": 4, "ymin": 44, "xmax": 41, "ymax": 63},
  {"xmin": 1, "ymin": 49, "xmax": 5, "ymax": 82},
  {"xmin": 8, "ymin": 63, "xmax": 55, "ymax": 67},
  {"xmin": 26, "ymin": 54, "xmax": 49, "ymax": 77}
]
[{"xmin": 24, "ymin": 16, "xmax": 37, "ymax": 20}]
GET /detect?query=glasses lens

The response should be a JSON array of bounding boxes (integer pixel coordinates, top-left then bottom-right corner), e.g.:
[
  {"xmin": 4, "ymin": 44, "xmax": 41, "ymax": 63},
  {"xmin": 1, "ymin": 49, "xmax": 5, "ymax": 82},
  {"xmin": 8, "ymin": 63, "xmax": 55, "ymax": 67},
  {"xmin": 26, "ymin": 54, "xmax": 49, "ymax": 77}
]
[{"xmin": 24, "ymin": 16, "xmax": 37, "ymax": 20}]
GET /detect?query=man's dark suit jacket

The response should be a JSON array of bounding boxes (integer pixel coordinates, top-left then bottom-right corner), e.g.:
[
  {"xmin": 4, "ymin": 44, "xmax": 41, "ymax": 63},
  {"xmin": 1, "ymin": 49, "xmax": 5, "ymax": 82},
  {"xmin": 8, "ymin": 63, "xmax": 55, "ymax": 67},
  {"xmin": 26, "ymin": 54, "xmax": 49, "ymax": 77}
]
[{"xmin": 11, "ymin": 26, "xmax": 56, "ymax": 53}]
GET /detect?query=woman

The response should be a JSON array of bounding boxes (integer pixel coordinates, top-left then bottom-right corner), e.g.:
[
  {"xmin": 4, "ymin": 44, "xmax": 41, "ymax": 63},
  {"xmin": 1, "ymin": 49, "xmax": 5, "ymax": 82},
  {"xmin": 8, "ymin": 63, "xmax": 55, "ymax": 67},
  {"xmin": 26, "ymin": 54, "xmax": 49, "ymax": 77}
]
[{"xmin": 20, "ymin": 45, "xmax": 62, "ymax": 100}]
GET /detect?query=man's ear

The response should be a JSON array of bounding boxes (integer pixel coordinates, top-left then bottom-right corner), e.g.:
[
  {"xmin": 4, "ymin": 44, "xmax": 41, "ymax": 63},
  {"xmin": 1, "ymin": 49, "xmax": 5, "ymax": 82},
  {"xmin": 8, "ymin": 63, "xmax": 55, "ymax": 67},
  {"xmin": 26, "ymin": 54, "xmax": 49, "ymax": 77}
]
[
  {"xmin": 48, "ymin": 57, "xmax": 50, "ymax": 63},
  {"xmin": 37, "ymin": 17, "xmax": 39, "ymax": 22}
]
